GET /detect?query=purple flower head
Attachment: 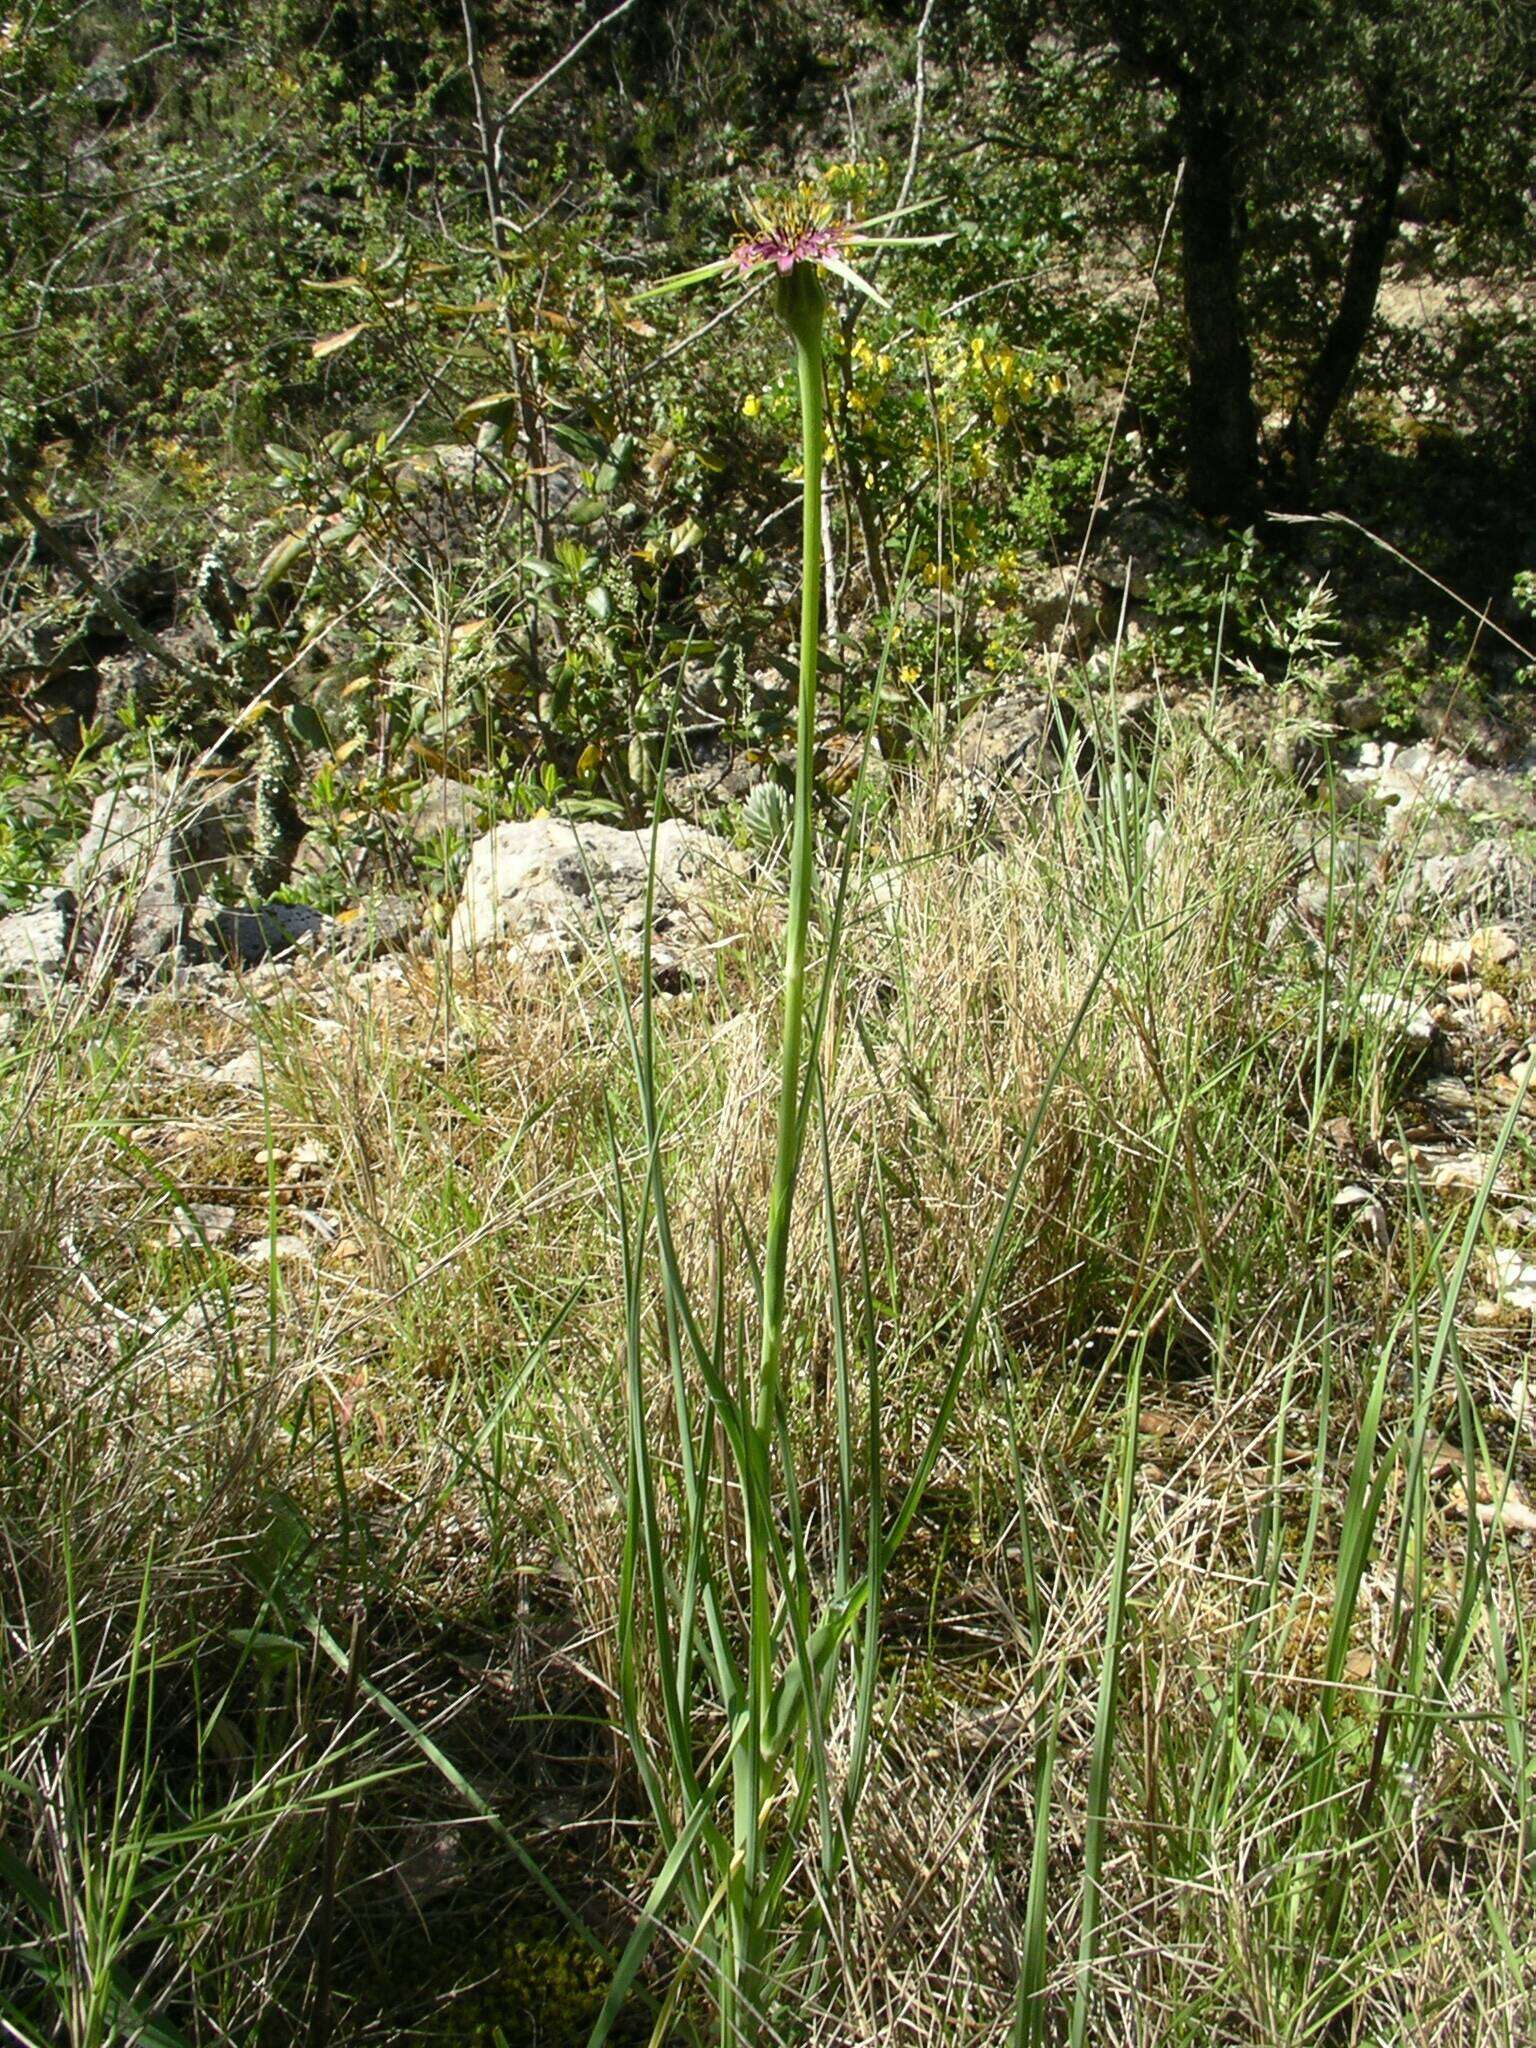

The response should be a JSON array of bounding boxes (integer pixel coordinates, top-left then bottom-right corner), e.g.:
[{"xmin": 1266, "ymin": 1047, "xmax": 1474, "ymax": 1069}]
[
  {"xmin": 632, "ymin": 177, "xmax": 948, "ymax": 318},
  {"xmin": 731, "ymin": 190, "xmax": 847, "ymax": 278}
]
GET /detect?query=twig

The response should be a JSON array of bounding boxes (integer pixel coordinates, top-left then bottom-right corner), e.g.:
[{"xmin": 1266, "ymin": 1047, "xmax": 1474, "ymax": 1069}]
[
  {"xmin": 894, "ymin": 0, "xmax": 937, "ymax": 222},
  {"xmin": 499, "ymin": 0, "xmax": 640, "ymax": 132},
  {"xmin": 0, "ymin": 478, "xmax": 200, "ymax": 682},
  {"xmin": 1267, "ymin": 510, "xmax": 1535, "ymax": 664}
]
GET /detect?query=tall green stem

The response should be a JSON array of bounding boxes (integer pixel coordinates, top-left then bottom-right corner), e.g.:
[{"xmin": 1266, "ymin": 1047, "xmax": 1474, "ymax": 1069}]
[
  {"xmin": 759, "ymin": 262, "xmax": 826, "ymax": 1440},
  {"xmin": 730, "ymin": 261, "xmax": 825, "ymax": 2045}
]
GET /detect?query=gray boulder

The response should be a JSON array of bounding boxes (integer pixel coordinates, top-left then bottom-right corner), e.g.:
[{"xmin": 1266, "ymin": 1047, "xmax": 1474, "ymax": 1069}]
[
  {"xmin": 66, "ymin": 780, "xmax": 196, "ymax": 964},
  {"xmin": 65, "ymin": 775, "xmax": 240, "ymax": 967},
  {"xmin": 193, "ymin": 901, "xmax": 331, "ymax": 967}
]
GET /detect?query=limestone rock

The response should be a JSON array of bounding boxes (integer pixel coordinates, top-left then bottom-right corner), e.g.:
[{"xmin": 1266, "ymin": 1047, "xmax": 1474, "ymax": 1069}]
[
  {"xmin": 404, "ymin": 775, "xmax": 486, "ymax": 845},
  {"xmin": 944, "ymin": 690, "xmax": 1086, "ymax": 833},
  {"xmin": 1403, "ymin": 837, "xmax": 1536, "ymax": 918},
  {"xmin": 450, "ymin": 817, "xmax": 735, "ymax": 954},
  {"xmin": 331, "ymin": 893, "xmax": 421, "ymax": 961},
  {"xmin": 1339, "ymin": 740, "xmax": 1536, "ymax": 837},
  {"xmin": 67, "ymin": 782, "xmax": 191, "ymax": 962},
  {"xmin": 0, "ymin": 891, "xmax": 76, "ymax": 990}
]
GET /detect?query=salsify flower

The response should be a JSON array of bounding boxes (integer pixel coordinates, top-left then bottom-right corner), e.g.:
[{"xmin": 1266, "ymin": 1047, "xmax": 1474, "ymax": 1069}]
[
  {"xmin": 629, "ymin": 174, "xmax": 949, "ymax": 1460},
  {"xmin": 607, "ymin": 180, "xmax": 950, "ymax": 2047},
  {"xmin": 633, "ymin": 177, "xmax": 947, "ymax": 328}
]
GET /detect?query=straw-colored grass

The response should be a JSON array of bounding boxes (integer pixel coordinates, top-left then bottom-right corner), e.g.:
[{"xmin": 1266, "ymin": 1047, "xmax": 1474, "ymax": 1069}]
[{"xmin": 3, "ymin": 713, "xmax": 1534, "ymax": 2045}]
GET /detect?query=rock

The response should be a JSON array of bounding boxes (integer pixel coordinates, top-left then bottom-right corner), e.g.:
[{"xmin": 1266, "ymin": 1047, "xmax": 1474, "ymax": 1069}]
[
  {"xmin": 65, "ymin": 776, "xmax": 241, "ymax": 968},
  {"xmin": 450, "ymin": 817, "xmax": 736, "ymax": 955},
  {"xmin": 404, "ymin": 775, "xmax": 486, "ymax": 845},
  {"xmin": 0, "ymin": 891, "xmax": 76, "ymax": 990},
  {"xmin": 167, "ymin": 1203, "xmax": 237, "ymax": 1248},
  {"xmin": 1403, "ymin": 838, "xmax": 1536, "ymax": 917},
  {"xmin": 212, "ymin": 1047, "xmax": 267, "ymax": 1093},
  {"xmin": 1476, "ymin": 988, "xmax": 1517, "ymax": 1036},
  {"xmin": 1339, "ymin": 740, "xmax": 1536, "ymax": 838},
  {"xmin": 1012, "ymin": 562, "xmax": 1107, "ymax": 647},
  {"xmin": 1490, "ymin": 1249, "xmax": 1536, "ymax": 1313},
  {"xmin": 195, "ymin": 901, "xmax": 329, "ymax": 966},
  {"xmin": 331, "ymin": 893, "xmax": 420, "ymax": 961},
  {"xmin": 1418, "ymin": 925, "xmax": 1519, "ymax": 978},
  {"xmin": 943, "ymin": 690, "xmax": 1086, "ymax": 832},
  {"xmin": 1357, "ymin": 990, "xmax": 1438, "ymax": 1044}
]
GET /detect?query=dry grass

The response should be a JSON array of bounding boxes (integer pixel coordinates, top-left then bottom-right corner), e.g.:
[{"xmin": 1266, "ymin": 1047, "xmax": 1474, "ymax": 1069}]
[{"xmin": 3, "ymin": 719, "xmax": 1535, "ymax": 2044}]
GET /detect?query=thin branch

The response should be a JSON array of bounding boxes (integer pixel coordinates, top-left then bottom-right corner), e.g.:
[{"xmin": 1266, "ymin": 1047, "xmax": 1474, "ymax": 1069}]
[
  {"xmin": 496, "ymin": 0, "xmax": 640, "ymax": 157},
  {"xmin": 894, "ymin": 0, "xmax": 937, "ymax": 222},
  {"xmin": 0, "ymin": 479, "xmax": 200, "ymax": 682}
]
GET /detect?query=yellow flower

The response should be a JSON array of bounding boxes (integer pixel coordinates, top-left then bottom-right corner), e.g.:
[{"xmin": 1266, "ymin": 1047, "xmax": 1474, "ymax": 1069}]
[{"xmin": 742, "ymin": 393, "xmax": 762, "ymax": 418}]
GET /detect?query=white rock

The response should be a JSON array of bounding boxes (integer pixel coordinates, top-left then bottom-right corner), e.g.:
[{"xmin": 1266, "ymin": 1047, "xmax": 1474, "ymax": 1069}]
[
  {"xmin": 450, "ymin": 817, "xmax": 734, "ymax": 954},
  {"xmin": 212, "ymin": 1047, "xmax": 267, "ymax": 1093},
  {"xmin": 1357, "ymin": 990, "xmax": 1438, "ymax": 1043},
  {"xmin": 168, "ymin": 1203, "xmax": 237, "ymax": 1247},
  {"xmin": 237, "ymin": 1234, "xmax": 312, "ymax": 1268},
  {"xmin": 1490, "ymin": 1248, "xmax": 1536, "ymax": 1313},
  {"xmin": 0, "ymin": 893, "xmax": 75, "ymax": 989}
]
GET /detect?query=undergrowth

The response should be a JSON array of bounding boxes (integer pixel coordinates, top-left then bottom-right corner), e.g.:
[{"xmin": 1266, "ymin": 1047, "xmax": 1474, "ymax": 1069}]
[{"xmin": 3, "ymin": 708, "xmax": 1535, "ymax": 2043}]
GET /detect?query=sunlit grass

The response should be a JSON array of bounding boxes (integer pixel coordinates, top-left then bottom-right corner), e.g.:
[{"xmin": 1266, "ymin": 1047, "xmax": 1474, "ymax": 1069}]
[{"xmin": 3, "ymin": 710, "xmax": 1535, "ymax": 2044}]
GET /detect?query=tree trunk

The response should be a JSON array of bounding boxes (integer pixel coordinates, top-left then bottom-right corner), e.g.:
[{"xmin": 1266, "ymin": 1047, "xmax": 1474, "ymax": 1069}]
[
  {"xmin": 1276, "ymin": 111, "xmax": 1408, "ymax": 506},
  {"xmin": 1177, "ymin": 86, "xmax": 1262, "ymax": 523}
]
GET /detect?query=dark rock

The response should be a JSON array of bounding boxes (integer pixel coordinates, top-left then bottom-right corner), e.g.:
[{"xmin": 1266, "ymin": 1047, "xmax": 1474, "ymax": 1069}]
[
  {"xmin": 331, "ymin": 893, "xmax": 421, "ymax": 961},
  {"xmin": 1335, "ymin": 691, "xmax": 1382, "ymax": 734},
  {"xmin": 195, "ymin": 902, "xmax": 330, "ymax": 967},
  {"xmin": 1011, "ymin": 561, "xmax": 1108, "ymax": 648},
  {"xmin": 1086, "ymin": 491, "xmax": 1210, "ymax": 606}
]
